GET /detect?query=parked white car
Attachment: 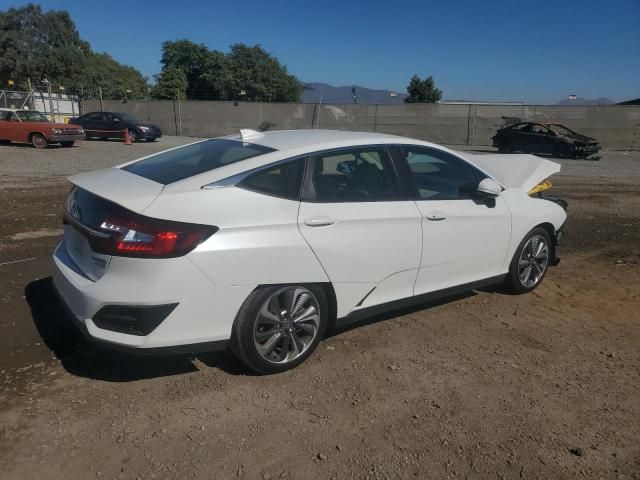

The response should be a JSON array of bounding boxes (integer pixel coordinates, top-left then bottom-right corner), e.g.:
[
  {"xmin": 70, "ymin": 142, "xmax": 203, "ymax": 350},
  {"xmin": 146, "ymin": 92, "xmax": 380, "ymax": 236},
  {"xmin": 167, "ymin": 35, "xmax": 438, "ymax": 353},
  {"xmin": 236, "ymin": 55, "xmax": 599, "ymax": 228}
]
[{"xmin": 53, "ymin": 129, "xmax": 567, "ymax": 373}]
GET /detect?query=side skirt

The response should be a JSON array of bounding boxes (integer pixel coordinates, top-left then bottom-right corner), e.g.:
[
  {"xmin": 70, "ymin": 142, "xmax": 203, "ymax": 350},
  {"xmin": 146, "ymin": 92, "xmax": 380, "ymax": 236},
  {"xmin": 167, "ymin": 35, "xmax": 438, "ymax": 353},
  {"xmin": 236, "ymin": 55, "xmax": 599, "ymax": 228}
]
[{"xmin": 336, "ymin": 274, "xmax": 506, "ymax": 328}]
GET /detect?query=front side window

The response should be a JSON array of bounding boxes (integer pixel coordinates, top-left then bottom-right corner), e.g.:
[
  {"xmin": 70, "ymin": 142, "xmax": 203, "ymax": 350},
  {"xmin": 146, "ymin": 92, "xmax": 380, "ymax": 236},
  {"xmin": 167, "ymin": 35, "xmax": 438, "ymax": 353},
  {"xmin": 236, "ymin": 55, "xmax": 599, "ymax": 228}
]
[
  {"xmin": 305, "ymin": 147, "xmax": 400, "ymax": 202},
  {"xmin": 400, "ymin": 147, "xmax": 483, "ymax": 200},
  {"xmin": 531, "ymin": 124, "xmax": 551, "ymax": 135},
  {"xmin": 122, "ymin": 139, "xmax": 276, "ymax": 184},
  {"xmin": 15, "ymin": 111, "xmax": 49, "ymax": 122},
  {"xmin": 239, "ymin": 159, "xmax": 304, "ymax": 200}
]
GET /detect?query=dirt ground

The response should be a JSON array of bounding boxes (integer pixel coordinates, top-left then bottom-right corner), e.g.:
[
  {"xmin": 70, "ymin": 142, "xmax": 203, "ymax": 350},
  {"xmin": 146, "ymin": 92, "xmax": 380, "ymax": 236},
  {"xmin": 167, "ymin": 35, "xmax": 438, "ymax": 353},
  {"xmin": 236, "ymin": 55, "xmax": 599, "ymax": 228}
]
[{"xmin": 0, "ymin": 140, "xmax": 639, "ymax": 479}]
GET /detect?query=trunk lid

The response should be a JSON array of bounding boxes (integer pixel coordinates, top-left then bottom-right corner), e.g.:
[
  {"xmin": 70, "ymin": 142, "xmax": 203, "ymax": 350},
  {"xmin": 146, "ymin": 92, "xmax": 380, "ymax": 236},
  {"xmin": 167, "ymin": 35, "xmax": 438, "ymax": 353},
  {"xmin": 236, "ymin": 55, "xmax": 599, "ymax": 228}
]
[
  {"xmin": 64, "ymin": 168, "xmax": 164, "ymax": 280},
  {"xmin": 460, "ymin": 153, "xmax": 561, "ymax": 192}
]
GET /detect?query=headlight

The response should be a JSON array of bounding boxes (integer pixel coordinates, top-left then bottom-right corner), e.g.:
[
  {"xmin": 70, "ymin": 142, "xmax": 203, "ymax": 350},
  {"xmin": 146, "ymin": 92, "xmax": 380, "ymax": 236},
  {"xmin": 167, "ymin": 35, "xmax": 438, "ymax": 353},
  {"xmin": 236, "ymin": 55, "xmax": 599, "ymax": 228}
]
[
  {"xmin": 52, "ymin": 128, "xmax": 62, "ymax": 134},
  {"xmin": 138, "ymin": 126, "xmax": 150, "ymax": 132}
]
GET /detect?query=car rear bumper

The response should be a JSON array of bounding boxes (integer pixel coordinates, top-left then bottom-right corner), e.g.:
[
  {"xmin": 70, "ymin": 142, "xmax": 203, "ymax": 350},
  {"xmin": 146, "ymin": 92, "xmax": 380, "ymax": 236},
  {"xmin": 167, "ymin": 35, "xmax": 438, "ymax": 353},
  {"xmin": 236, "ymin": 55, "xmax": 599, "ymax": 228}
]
[{"xmin": 52, "ymin": 240, "xmax": 252, "ymax": 353}]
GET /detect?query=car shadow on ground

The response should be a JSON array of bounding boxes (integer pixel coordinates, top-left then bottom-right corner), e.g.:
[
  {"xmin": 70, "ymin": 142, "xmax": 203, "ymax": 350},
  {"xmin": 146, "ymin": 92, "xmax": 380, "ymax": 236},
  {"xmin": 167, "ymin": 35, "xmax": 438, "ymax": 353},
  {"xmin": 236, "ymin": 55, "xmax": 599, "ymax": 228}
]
[
  {"xmin": 26, "ymin": 277, "xmax": 499, "ymax": 382},
  {"xmin": 25, "ymin": 277, "xmax": 252, "ymax": 381}
]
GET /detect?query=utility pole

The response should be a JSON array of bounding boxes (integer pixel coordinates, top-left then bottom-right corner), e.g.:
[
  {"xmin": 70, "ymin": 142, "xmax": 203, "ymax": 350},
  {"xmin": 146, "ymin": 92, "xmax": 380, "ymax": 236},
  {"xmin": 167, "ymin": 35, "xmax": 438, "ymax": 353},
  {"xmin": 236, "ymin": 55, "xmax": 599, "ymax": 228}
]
[
  {"xmin": 43, "ymin": 79, "xmax": 55, "ymax": 121},
  {"xmin": 98, "ymin": 86, "xmax": 104, "ymax": 112},
  {"xmin": 27, "ymin": 77, "xmax": 34, "ymax": 109},
  {"xmin": 352, "ymin": 86, "xmax": 357, "ymax": 104}
]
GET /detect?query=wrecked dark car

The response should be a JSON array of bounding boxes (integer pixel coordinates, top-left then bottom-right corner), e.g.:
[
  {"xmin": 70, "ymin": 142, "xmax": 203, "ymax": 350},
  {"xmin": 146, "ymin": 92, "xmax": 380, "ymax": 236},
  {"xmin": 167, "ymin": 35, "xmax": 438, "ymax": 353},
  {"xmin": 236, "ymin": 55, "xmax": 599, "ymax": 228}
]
[{"xmin": 492, "ymin": 122, "xmax": 600, "ymax": 158}]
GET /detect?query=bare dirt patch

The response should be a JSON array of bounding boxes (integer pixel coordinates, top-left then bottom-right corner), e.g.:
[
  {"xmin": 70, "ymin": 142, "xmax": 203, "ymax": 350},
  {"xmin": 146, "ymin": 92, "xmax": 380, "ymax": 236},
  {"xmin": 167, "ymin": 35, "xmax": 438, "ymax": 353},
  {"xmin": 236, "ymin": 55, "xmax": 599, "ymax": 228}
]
[{"xmin": 0, "ymin": 146, "xmax": 639, "ymax": 479}]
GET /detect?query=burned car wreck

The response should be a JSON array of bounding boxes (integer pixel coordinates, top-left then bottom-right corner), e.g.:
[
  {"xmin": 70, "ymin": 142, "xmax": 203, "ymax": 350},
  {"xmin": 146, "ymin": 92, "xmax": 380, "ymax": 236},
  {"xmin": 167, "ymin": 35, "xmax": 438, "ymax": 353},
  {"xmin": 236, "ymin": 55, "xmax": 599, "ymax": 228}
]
[{"xmin": 492, "ymin": 122, "xmax": 600, "ymax": 158}]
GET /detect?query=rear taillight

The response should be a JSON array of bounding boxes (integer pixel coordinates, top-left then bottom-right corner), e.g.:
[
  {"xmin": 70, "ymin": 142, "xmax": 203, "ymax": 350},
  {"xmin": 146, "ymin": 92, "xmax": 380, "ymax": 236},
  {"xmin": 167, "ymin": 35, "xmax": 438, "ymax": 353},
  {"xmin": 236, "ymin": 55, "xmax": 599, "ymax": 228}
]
[
  {"xmin": 63, "ymin": 187, "xmax": 217, "ymax": 258},
  {"xmin": 90, "ymin": 213, "xmax": 216, "ymax": 258}
]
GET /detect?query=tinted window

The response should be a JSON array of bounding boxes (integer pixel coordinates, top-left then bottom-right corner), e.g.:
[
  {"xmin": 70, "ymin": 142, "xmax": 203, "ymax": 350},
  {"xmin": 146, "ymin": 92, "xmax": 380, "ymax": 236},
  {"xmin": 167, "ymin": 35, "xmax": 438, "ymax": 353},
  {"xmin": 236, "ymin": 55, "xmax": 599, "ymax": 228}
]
[
  {"xmin": 122, "ymin": 139, "xmax": 276, "ymax": 184},
  {"xmin": 239, "ymin": 159, "xmax": 304, "ymax": 200},
  {"xmin": 400, "ymin": 147, "xmax": 483, "ymax": 200},
  {"xmin": 83, "ymin": 112, "xmax": 103, "ymax": 121},
  {"xmin": 306, "ymin": 147, "xmax": 399, "ymax": 202}
]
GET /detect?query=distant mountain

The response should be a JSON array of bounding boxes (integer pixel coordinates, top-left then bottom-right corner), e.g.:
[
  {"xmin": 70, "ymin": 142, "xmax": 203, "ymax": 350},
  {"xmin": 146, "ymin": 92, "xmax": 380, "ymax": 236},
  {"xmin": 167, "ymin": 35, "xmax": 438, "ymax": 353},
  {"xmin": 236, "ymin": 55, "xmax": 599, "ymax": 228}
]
[
  {"xmin": 556, "ymin": 97, "xmax": 614, "ymax": 106},
  {"xmin": 302, "ymin": 82, "xmax": 407, "ymax": 104}
]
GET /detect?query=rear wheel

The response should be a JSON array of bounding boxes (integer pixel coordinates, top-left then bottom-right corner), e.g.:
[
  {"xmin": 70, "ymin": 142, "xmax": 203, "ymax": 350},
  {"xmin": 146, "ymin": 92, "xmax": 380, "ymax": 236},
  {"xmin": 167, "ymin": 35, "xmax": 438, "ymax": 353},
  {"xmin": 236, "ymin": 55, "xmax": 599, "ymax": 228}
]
[
  {"xmin": 231, "ymin": 285, "xmax": 328, "ymax": 374},
  {"xmin": 505, "ymin": 227, "xmax": 551, "ymax": 294},
  {"xmin": 31, "ymin": 133, "xmax": 48, "ymax": 149}
]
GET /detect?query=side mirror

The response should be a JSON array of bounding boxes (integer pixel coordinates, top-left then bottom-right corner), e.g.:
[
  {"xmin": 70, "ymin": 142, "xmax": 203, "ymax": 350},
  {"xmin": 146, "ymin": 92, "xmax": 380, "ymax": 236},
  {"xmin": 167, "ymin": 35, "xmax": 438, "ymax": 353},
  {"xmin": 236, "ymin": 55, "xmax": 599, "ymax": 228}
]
[{"xmin": 477, "ymin": 178, "xmax": 502, "ymax": 197}]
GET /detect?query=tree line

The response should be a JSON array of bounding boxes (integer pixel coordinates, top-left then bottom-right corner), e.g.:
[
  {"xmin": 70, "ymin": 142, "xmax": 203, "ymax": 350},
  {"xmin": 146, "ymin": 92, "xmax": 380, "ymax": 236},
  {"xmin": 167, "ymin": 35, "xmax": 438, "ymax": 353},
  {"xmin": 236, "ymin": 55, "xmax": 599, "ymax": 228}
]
[{"xmin": 0, "ymin": 3, "xmax": 441, "ymax": 103}]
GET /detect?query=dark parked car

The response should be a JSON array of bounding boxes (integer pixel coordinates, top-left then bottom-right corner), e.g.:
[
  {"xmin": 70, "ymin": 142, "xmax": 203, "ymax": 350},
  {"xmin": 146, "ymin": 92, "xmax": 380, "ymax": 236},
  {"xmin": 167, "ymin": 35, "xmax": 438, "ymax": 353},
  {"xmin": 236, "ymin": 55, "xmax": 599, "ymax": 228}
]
[
  {"xmin": 70, "ymin": 112, "xmax": 162, "ymax": 142},
  {"xmin": 492, "ymin": 122, "xmax": 600, "ymax": 158}
]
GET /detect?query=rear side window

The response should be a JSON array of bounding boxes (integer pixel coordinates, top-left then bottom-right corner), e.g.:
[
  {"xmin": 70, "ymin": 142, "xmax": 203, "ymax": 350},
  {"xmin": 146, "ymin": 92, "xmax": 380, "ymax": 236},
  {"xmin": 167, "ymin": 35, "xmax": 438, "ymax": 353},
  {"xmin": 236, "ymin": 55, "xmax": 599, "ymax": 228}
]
[
  {"xmin": 122, "ymin": 139, "xmax": 276, "ymax": 185},
  {"xmin": 239, "ymin": 159, "xmax": 305, "ymax": 200}
]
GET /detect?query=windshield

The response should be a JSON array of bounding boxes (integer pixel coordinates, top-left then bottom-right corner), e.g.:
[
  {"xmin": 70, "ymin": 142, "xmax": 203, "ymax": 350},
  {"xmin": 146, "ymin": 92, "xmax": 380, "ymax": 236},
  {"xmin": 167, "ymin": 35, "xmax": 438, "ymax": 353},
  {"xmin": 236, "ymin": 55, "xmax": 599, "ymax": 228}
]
[
  {"xmin": 115, "ymin": 112, "xmax": 139, "ymax": 123},
  {"xmin": 15, "ymin": 111, "xmax": 49, "ymax": 122},
  {"xmin": 122, "ymin": 139, "xmax": 276, "ymax": 184},
  {"xmin": 548, "ymin": 124, "xmax": 575, "ymax": 136}
]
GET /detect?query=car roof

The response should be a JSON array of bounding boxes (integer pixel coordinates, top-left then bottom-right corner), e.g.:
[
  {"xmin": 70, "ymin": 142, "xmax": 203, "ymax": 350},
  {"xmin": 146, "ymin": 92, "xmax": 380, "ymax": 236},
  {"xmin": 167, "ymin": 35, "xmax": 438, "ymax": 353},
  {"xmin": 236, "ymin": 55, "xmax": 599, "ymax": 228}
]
[{"xmin": 219, "ymin": 129, "xmax": 422, "ymax": 152}]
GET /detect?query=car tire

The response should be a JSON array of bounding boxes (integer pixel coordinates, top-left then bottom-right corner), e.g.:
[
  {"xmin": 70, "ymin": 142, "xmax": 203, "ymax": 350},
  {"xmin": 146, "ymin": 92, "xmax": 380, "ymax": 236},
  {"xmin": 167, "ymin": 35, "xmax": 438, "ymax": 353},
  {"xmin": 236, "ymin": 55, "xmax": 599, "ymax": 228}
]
[
  {"xmin": 230, "ymin": 285, "xmax": 328, "ymax": 374},
  {"xmin": 497, "ymin": 142, "xmax": 510, "ymax": 153},
  {"xmin": 30, "ymin": 133, "xmax": 48, "ymax": 149},
  {"xmin": 128, "ymin": 129, "xmax": 138, "ymax": 143},
  {"xmin": 505, "ymin": 227, "xmax": 552, "ymax": 294},
  {"xmin": 61, "ymin": 141, "xmax": 74, "ymax": 148}
]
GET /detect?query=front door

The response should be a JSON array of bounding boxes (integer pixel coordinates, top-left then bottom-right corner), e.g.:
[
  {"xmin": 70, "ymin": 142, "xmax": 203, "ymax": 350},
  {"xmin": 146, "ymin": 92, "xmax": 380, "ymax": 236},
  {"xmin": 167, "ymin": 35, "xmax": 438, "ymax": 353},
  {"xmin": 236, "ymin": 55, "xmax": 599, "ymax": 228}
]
[
  {"xmin": 297, "ymin": 146, "xmax": 422, "ymax": 317},
  {"xmin": 393, "ymin": 145, "xmax": 511, "ymax": 295}
]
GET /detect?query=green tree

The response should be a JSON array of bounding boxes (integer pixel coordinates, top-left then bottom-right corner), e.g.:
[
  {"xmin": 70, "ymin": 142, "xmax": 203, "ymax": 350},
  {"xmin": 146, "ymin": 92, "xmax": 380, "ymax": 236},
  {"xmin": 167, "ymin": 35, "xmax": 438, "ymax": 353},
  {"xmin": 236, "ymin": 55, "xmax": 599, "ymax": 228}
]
[
  {"xmin": 158, "ymin": 40, "xmax": 303, "ymax": 102},
  {"xmin": 0, "ymin": 3, "xmax": 89, "ymax": 89},
  {"xmin": 80, "ymin": 52, "xmax": 148, "ymax": 100},
  {"xmin": 404, "ymin": 75, "xmax": 443, "ymax": 103},
  {"xmin": 151, "ymin": 67, "xmax": 188, "ymax": 99},
  {"xmin": 159, "ymin": 40, "xmax": 226, "ymax": 99},
  {"xmin": 226, "ymin": 43, "xmax": 304, "ymax": 102}
]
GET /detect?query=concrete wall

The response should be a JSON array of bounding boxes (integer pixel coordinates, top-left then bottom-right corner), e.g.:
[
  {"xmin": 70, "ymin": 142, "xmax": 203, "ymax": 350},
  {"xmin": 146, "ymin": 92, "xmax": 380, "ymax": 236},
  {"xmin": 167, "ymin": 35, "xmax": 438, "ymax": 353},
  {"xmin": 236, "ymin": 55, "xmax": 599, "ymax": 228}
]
[{"xmin": 85, "ymin": 100, "xmax": 640, "ymax": 150}]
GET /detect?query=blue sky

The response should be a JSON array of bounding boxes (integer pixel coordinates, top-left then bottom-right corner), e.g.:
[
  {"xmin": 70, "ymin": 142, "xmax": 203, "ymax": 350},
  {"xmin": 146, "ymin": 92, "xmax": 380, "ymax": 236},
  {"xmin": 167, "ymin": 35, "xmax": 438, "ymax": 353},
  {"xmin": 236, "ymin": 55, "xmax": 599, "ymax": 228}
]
[{"xmin": 2, "ymin": 0, "xmax": 639, "ymax": 103}]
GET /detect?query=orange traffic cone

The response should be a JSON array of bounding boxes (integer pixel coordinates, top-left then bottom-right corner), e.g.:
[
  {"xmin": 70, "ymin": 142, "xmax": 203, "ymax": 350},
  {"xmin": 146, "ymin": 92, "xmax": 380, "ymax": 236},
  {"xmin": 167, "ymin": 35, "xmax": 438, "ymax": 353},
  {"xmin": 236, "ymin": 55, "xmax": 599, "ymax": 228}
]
[{"xmin": 124, "ymin": 129, "xmax": 132, "ymax": 145}]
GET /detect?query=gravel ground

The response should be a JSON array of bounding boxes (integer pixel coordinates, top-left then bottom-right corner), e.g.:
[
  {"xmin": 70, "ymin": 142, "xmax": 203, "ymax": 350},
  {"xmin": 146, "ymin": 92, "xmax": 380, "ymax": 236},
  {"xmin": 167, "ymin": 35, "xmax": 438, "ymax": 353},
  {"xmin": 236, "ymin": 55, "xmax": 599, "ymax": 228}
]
[{"xmin": 0, "ymin": 138, "xmax": 639, "ymax": 479}]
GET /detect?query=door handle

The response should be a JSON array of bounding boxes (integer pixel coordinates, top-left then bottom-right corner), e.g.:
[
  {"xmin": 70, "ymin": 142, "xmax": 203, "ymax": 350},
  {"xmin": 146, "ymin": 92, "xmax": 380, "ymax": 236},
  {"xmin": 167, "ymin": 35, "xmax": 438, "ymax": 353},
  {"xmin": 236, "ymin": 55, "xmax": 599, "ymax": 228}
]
[
  {"xmin": 303, "ymin": 216, "xmax": 337, "ymax": 227},
  {"xmin": 425, "ymin": 211, "xmax": 447, "ymax": 221}
]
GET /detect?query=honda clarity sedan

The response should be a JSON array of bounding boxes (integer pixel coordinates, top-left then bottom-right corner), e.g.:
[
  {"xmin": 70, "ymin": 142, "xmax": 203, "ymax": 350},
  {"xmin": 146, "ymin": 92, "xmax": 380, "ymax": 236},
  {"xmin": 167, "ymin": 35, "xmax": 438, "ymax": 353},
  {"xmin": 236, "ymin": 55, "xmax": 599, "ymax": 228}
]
[{"xmin": 53, "ymin": 129, "xmax": 567, "ymax": 373}]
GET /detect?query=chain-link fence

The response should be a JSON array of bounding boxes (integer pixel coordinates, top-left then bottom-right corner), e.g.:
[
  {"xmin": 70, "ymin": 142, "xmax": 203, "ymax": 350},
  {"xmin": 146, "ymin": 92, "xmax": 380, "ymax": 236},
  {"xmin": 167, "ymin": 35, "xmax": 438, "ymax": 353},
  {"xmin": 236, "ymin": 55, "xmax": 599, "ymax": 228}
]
[{"xmin": 0, "ymin": 88, "xmax": 80, "ymax": 123}]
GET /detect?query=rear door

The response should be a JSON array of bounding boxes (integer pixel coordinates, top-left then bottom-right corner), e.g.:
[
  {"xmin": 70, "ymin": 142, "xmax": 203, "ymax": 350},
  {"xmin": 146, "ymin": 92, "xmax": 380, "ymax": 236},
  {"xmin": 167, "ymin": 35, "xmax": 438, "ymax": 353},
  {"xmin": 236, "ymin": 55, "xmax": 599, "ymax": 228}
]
[
  {"xmin": 392, "ymin": 145, "xmax": 511, "ymax": 295},
  {"xmin": 81, "ymin": 112, "xmax": 104, "ymax": 136},
  {"xmin": 297, "ymin": 146, "xmax": 422, "ymax": 316}
]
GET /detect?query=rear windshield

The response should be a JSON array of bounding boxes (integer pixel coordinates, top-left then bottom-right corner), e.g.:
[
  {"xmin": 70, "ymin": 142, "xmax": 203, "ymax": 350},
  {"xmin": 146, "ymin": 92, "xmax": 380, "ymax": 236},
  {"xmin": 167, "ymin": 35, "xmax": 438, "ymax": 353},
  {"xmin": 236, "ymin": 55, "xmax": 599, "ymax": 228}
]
[{"xmin": 122, "ymin": 139, "xmax": 276, "ymax": 184}]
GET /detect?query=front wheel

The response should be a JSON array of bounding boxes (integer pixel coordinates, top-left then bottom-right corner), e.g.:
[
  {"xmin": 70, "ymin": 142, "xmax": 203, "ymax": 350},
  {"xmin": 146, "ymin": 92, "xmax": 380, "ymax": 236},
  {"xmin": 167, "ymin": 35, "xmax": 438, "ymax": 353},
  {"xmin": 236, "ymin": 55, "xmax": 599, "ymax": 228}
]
[
  {"xmin": 231, "ymin": 285, "xmax": 328, "ymax": 374},
  {"xmin": 505, "ymin": 227, "xmax": 552, "ymax": 294},
  {"xmin": 31, "ymin": 133, "xmax": 48, "ymax": 149}
]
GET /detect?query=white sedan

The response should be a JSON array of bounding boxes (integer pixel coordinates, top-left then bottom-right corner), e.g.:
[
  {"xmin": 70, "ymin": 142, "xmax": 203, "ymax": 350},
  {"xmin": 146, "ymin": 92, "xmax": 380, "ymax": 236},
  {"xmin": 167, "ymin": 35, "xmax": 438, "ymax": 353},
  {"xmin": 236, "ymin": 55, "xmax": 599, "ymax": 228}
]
[{"xmin": 53, "ymin": 129, "xmax": 567, "ymax": 373}]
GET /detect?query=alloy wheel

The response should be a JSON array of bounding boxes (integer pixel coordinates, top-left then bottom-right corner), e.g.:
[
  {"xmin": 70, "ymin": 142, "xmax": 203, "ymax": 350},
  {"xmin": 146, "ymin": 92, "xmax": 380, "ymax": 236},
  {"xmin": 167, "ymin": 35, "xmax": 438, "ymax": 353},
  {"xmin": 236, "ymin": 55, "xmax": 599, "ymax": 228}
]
[
  {"xmin": 253, "ymin": 287, "xmax": 321, "ymax": 364},
  {"xmin": 518, "ymin": 234, "xmax": 549, "ymax": 288}
]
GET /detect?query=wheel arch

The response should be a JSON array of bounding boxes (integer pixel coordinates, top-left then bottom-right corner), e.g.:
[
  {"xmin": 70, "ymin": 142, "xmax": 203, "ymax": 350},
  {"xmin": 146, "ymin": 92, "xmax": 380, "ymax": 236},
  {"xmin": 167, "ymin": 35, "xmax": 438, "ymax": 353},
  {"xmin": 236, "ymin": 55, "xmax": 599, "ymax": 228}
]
[{"xmin": 533, "ymin": 221, "xmax": 557, "ymax": 258}]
